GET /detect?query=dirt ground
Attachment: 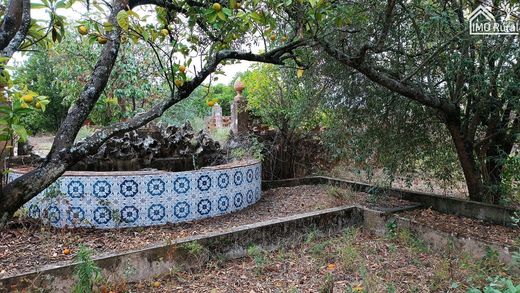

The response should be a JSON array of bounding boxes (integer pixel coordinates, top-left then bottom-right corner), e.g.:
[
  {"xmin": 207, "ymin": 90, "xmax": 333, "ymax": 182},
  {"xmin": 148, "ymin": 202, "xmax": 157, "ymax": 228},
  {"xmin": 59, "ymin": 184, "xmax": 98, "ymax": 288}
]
[
  {"xmin": 0, "ymin": 185, "xmax": 414, "ymax": 277},
  {"xmin": 399, "ymin": 208, "xmax": 519, "ymax": 246},
  {"xmin": 123, "ymin": 227, "xmax": 519, "ymax": 293},
  {"xmin": 27, "ymin": 134, "xmax": 54, "ymax": 157}
]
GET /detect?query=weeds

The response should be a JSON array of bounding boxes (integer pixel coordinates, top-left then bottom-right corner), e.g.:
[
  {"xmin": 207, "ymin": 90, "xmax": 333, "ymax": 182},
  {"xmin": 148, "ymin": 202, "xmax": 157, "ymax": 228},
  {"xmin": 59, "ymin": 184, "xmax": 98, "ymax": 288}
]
[
  {"xmin": 309, "ymin": 241, "xmax": 329, "ymax": 259},
  {"xmin": 468, "ymin": 276, "xmax": 520, "ymax": 293},
  {"xmin": 180, "ymin": 241, "xmax": 204, "ymax": 256},
  {"xmin": 73, "ymin": 245, "xmax": 100, "ymax": 293},
  {"xmin": 339, "ymin": 245, "xmax": 359, "ymax": 272},
  {"xmin": 396, "ymin": 228, "xmax": 428, "ymax": 253},
  {"xmin": 305, "ymin": 228, "xmax": 321, "ymax": 243},
  {"xmin": 247, "ymin": 245, "xmax": 267, "ymax": 275},
  {"xmin": 386, "ymin": 283, "xmax": 397, "ymax": 293},
  {"xmin": 339, "ymin": 227, "xmax": 360, "ymax": 272},
  {"xmin": 429, "ymin": 258, "xmax": 451, "ymax": 291},
  {"xmin": 319, "ymin": 273, "xmax": 334, "ymax": 293},
  {"xmin": 385, "ymin": 219, "xmax": 398, "ymax": 239}
]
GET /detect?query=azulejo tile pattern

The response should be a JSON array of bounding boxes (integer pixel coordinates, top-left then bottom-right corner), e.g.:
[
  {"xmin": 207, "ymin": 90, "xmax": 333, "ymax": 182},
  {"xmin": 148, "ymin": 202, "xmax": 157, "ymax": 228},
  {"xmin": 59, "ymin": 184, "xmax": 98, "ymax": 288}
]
[{"xmin": 11, "ymin": 161, "xmax": 262, "ymax": 229}]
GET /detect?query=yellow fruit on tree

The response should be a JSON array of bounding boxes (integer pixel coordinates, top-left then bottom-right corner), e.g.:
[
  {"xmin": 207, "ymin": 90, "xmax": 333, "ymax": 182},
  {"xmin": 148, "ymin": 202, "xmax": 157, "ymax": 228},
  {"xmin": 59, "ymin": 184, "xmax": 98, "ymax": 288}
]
[
  {"xmin": 270, "ymin": 34, "xmax": 276, "ymax": 41},
  {"xmin": 21, "ymin": 95, "xmax": 33, "ymax": 103},
  {"xmin": 78, "ymin": 25, "xmax": 88, "ymax": 35},
  {"xmin": 35, "ymin": 101, "xmax": 42, "ymax": 109},
  {"xmin": 160, "ymin": 28, "xmax": 169, "ymax": 36},
  {"xmin": 212, "ymin": 2, "xmax": 221, "ymax": 11},
  {"xmin": 97, "ymin": 36, "xmax": 108, "ymax": 44},
  {"xmin": 179, "ymin": 65, "xmax": 186, "ymax": 73},
  {"xmin": 20, "ymin": 103, "xmax": 29, "ymax": 109},
  {"xmin": 297, "ymin": 68, "xmax": 304, "ymax": 78},
  {"xmin": 207, "ymin": 101, "xmax": 215, "ymax": 107},
  {"xmin": 175, "ymin": 79, "xmax": 184, "ymax": 87}
]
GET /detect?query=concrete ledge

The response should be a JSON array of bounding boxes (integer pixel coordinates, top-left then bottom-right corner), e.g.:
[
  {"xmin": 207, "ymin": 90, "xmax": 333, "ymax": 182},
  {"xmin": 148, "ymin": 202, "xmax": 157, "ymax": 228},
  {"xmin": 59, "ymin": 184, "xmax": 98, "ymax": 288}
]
[
  {"xmin": 394, "ymin": 215, "xmax": 518, "ymax": 266},
  {"xmin": 362, "ymin": 208, "xmax": 518, "ymax": 268},
  {"xmin": 1, "ymin": 205, "xmax": 517, "ymax": 292},
  {"xmin": 0, "ymin": 205, "xmax": 364, "ymax": 292},
  {"xmin": 263, "ymin": 176, "xmax": 519, "ymax": 227}
]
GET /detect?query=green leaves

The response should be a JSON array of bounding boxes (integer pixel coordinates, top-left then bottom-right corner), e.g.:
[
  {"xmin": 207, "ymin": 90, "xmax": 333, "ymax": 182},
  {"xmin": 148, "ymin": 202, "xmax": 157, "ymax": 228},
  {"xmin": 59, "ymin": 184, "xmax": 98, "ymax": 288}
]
[
  {"xmin": 116, "ymin": 10, "xmax": 129, "ymax": 31},
  {"xmin": 11, "ymin": 124, "xmax": 28, "ymax": 142},
  {"xmin": 30, "ymin": 2, "xmax": 47, "ymax": 9}
]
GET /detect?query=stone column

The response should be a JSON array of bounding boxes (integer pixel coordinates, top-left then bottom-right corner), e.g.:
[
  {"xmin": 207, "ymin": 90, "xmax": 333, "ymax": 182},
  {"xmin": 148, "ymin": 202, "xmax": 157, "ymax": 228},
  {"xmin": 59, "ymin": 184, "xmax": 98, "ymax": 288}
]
[
  {"xmin": 213, "ymin": 102, "xmax": 223, "ymax": 128},
  {"xmin": 231, "ymin": 80, "xmax": 248, "ymax": 136}
]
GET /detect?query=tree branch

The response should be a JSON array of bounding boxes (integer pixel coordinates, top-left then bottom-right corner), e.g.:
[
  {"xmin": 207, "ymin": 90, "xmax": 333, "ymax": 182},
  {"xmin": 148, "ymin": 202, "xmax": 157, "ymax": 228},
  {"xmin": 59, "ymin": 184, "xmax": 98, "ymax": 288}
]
[
  {"xmin": 0, "ymin": 37, "xmax": 304, "ymax": 225},
  {"xmin": 45, "ymin": 0, "xmax": 126, "ymax": 160},
  {"xmin": 1, "ymin": 0, "xmax": 30, "ymax": 57}
]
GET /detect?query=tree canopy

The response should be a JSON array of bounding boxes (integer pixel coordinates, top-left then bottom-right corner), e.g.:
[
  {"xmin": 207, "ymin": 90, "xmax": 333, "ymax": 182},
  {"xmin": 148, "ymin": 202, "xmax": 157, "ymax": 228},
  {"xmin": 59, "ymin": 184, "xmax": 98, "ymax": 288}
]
[{"xmin": 0, "ymin": 0, "xmax": 518, "ymax": 226}]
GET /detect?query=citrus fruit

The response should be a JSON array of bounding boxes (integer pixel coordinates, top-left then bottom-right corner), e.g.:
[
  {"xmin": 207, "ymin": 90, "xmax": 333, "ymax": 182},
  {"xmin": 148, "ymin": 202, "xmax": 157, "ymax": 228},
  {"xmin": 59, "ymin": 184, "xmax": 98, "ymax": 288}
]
[
  {"xmin": 78, "ymin": 25, "xmax": 88, "ymax": 35},
  {"xmin": 21, "ymin": 95, "xmax": 33, "ymax": 103},
  {"xmin": 97, "ymin": 36, "xmax": 108, "ymax": 44}
]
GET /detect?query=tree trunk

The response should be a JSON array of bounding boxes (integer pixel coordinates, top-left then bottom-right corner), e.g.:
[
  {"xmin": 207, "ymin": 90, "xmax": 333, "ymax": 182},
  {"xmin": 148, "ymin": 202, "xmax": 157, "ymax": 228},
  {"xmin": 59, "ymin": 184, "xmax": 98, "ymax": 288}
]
[
  {"xmin": 482, "ymin": 134, "xmax": 515, "ymax": 205},
  {"xmin": 445, "ymin": 116, "xmax": 485, "ymax": 202}
]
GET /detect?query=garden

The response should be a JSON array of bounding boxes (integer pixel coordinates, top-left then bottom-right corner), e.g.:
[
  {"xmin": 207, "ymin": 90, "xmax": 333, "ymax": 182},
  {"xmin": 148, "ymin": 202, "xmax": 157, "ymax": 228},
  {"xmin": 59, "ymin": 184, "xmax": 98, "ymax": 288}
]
[{"xmin": 0, "ymin": 0, "xmax": 519, "ymax": 292}]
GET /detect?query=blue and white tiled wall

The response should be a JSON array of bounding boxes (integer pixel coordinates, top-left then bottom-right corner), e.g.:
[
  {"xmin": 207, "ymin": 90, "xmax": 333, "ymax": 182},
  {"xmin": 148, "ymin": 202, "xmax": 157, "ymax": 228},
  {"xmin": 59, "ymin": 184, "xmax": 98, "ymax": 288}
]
[{"xmin": 10, "ymin": 161, "xmax": 262, "ymax": 228}]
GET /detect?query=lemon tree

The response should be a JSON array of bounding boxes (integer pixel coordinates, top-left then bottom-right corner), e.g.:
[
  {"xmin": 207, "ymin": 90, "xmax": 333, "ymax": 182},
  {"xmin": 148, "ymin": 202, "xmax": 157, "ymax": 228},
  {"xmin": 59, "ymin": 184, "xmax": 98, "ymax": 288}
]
[{"xmin": 0, "ymin": 0, "xmax": 314, "ymax": 226}]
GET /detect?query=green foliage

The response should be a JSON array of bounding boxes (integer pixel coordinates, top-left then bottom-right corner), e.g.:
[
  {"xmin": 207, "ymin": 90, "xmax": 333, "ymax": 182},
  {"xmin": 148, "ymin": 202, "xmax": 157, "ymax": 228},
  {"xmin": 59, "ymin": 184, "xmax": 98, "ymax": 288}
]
[
  {"xmin": 0, "ymin": 58, "xmax": 48, "ymax": 155},
  {"xmin": 15, "ymin": 52, "xmax": 67, "ymax": 133},
  {"xmin": 73, "ymin": 245, "xmax": 101, "ymax": 293},
  {"xmin": 247, "ymin": 245, "xmax": 267, "ymax": 274},
  {"xmin": 468, "ymin": 277, "xmax": 520, "ymax": 293},
  {"xmin": 326, "ymin": 186, "xmax": 353, "ymax": 200},
  {"xmin": 240, "ymin": 63, "xmax": 326, "ymax": 134},
  {"xmin": 500, "ymin": 153, "xmax": 520, "ymax": 205},
  {"xmin": 306, "ymin": 0, "xmax": 519, "ymax": 203},
  {"xmin": 180, "ymin": 241, "xmax": 204, "ymax": 256},
  {"xmin": 385, "ymin": 219, "xmax": 398, "ymax": 239},
  {"xmin": 160, "ymin": 83, "xmax": 235, "ymax": 127},
  {"xmin": 15, "ymin": 27, "xmax": 167, "ymax": 130},
  {"xmin": 230, "ymin": 136, "xmax": 264, "ymax": 161},
  {"xmin": 319, "ymin": 272, "xmax": 334, "ymax": 293}
]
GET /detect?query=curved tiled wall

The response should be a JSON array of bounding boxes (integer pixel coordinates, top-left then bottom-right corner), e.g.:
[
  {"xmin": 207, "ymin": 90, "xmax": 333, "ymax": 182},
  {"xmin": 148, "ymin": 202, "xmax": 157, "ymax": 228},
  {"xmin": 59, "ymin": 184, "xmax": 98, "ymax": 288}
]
[{"xmin": 10, "ymin": 161, "xmax": 261, "ymax": 228}]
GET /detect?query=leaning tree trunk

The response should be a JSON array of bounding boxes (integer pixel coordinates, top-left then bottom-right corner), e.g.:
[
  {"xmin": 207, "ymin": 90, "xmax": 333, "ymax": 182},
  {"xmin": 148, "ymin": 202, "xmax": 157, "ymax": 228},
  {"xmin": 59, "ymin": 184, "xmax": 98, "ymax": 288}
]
[{"xmin": 445, "ymin": 115, "xmax": 485, "ymax": 202}]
